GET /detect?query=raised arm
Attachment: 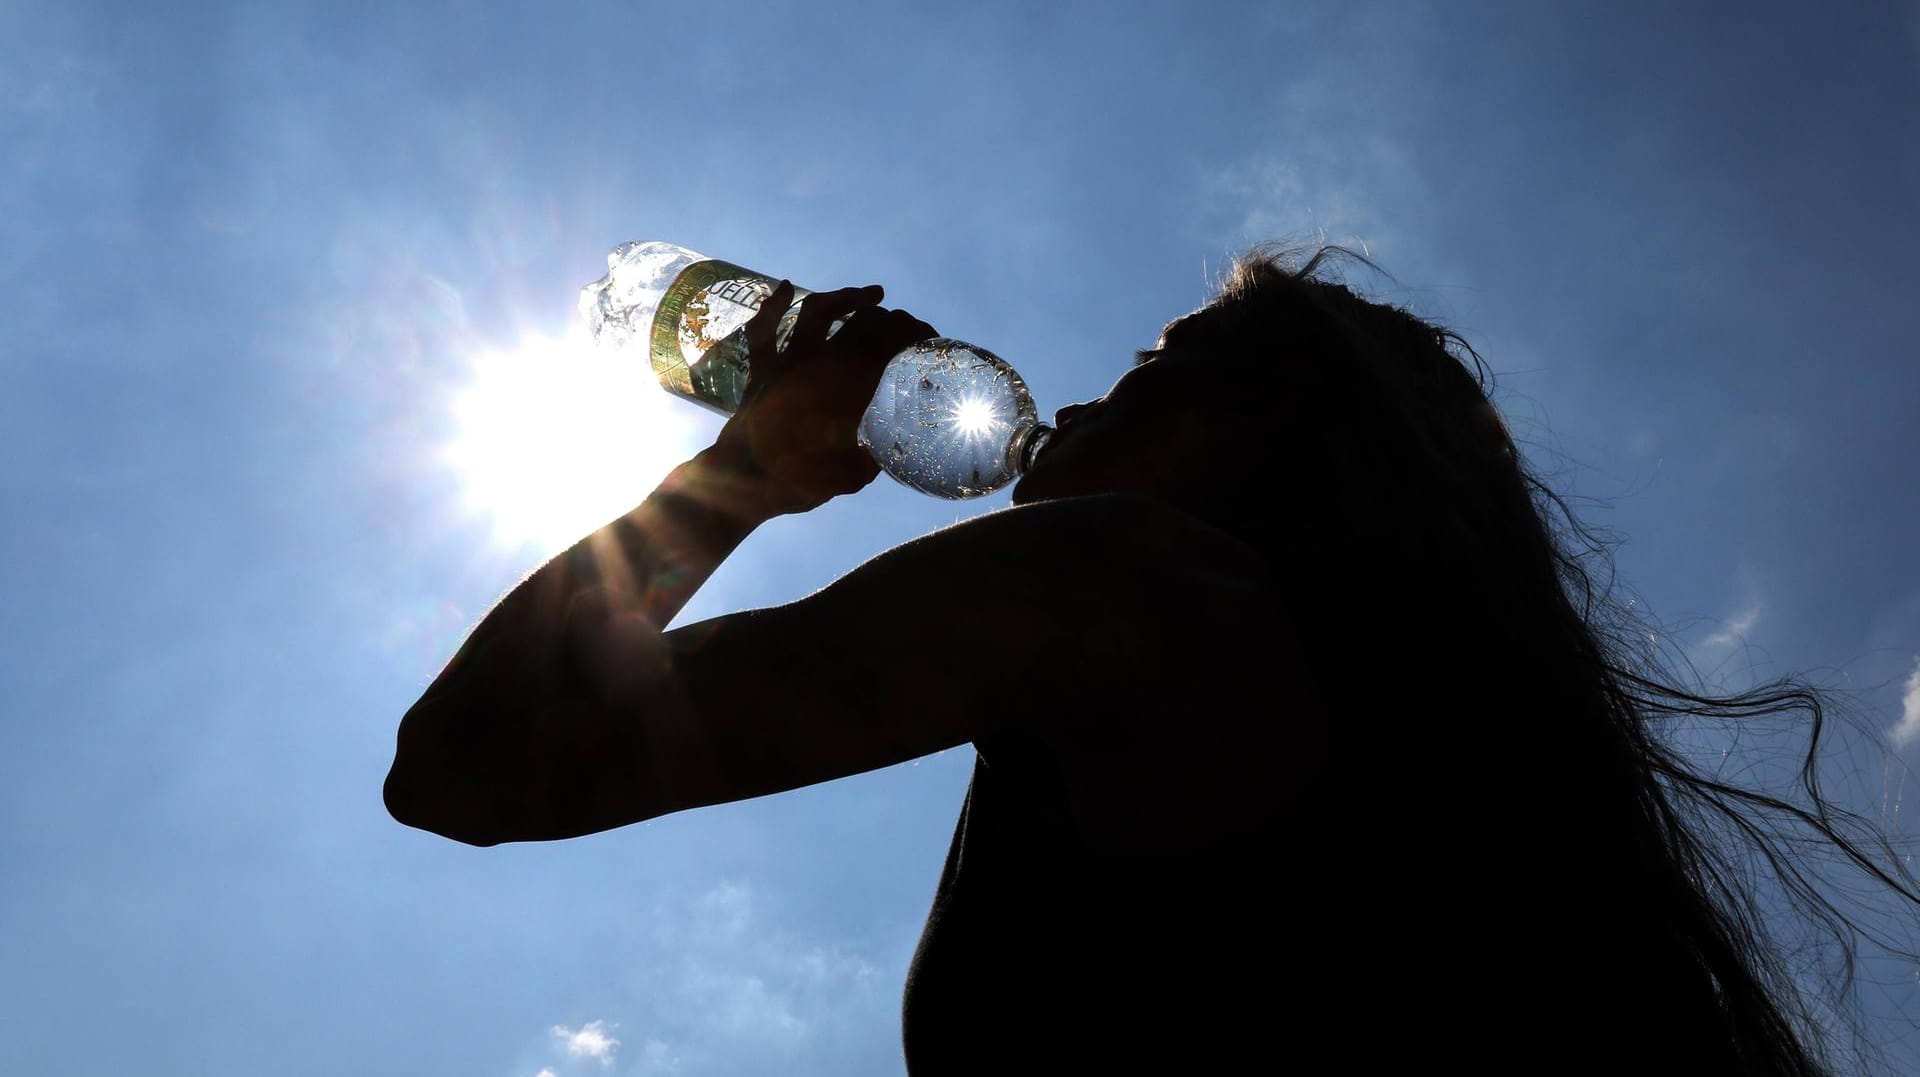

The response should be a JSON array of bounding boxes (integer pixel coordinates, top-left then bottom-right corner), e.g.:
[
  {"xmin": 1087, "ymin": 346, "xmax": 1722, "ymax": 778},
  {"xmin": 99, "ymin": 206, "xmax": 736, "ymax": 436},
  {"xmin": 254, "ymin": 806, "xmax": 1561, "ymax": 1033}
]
[
  {"xmin": 384, "ymin": 279, "xmax": 1278, "ymax": 849},
  {"xmin": 379, "ymin": 440, "xmax": 771, "ymax": 846},
  {"xmin": 653, "ymin": 491, "xmax": 1275, "ymax": 817},
  {"xmin": 383, "ymin": 282, "xmax": 938, "ymax": 844},
  {"xmin": 389, "ymin": 480, "xmax": 1271, "ymax": 847}
]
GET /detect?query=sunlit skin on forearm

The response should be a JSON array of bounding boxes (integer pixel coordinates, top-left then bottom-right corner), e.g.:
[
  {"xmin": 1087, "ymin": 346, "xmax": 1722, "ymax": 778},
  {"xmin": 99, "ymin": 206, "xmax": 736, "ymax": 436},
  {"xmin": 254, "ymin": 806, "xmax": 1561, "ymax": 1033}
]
[{"xmin": 385, "ymin": 283, "xmax": 937, "ymax": 845}]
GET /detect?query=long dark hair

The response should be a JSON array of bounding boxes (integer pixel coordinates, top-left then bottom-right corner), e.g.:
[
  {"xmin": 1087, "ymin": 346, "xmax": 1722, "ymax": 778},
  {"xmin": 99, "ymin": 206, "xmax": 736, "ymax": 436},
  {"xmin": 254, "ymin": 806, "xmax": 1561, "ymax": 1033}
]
[{"xmin": 1198, "ymin": 243, "xmax": 1918, "ymax": 1074}]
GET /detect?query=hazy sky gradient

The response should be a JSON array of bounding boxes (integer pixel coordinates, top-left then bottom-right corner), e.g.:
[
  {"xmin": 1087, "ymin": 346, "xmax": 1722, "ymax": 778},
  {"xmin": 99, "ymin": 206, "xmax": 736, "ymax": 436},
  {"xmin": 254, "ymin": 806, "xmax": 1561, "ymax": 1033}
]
[{"xmin": 3, "ymin": 2, "xmax": 1917, "ymax": 1073}]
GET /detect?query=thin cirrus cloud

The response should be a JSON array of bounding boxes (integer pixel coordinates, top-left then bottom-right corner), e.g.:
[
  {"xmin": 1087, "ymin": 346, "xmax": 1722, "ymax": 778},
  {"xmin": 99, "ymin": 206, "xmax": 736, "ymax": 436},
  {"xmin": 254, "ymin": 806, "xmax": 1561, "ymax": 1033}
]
[
  {"xmin": 646, "ymin": 880, "xmax": 884, "ymax": 1058},
  {"xmin": 1702, "ymin": 602, "xmax": 1763, "ymax": 650},
  {"xmin": 1196, "ymin": 73, "xmax": 1431, "ymax": 264},
  {"xmin": 518, "ymin": 883, "xmax": 890, "ymax": 1075},
  {"xmin": 519, "ymin": 879, "xmax": 890, "ymax": 1074},
  {"xmin": 1205, "ymin": 152, "xmax": 1389, "ymax": 258}
]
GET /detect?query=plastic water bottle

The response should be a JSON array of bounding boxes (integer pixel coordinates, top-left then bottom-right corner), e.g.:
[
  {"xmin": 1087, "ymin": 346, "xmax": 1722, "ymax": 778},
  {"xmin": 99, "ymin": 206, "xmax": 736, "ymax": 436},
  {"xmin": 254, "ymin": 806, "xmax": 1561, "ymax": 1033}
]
[{"xmin": 579, "ymin": 240, "xmax": 1053, "ymax": 499}]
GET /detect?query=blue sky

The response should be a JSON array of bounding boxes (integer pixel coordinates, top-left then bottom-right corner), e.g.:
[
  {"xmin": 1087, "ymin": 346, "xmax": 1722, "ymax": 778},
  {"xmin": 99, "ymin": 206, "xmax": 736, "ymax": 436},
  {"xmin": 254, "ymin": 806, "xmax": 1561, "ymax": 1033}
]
[{"xmin": 3, "ymin": 1, "xmax": 1918, "ymax": 1073}]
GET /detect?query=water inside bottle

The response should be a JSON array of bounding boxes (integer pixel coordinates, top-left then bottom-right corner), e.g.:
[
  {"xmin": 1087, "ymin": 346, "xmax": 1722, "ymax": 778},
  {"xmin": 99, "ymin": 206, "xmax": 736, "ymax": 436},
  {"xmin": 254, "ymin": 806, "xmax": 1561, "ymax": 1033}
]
[
  {"xmin": 859, "ymin": 339, "xmax": 1041, "ymax": 498},
  {"xmin": 581, "ymin": 241, "xmax": 1044, "ymax": 499}
]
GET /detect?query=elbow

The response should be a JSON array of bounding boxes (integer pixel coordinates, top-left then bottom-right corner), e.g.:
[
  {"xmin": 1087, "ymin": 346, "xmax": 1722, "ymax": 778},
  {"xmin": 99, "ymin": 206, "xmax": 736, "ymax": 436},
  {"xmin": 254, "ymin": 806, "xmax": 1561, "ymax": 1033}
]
[
  {"xmin": 384, "ymin": 687, "xmax": 518, "ymax": 847},
  {"xmin": 383, "ymin": 750, "xmax": 506, "ymax": 848}
]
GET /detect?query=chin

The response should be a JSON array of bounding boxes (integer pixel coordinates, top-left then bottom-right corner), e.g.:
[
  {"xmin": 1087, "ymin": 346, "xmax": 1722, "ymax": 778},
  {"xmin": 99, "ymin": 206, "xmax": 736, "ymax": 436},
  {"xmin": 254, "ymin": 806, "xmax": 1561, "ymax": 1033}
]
[
  {"xmin": 1011, "ymin": 465, "xmax": 1110, "ymax": 506},
  {"xmin": 1010, "ymin": 459, "xmax": 1079, "ymax": 505},
  {"xmin": 1010, "ymin": 440, "xmax": 1085, "ymax": 505}
]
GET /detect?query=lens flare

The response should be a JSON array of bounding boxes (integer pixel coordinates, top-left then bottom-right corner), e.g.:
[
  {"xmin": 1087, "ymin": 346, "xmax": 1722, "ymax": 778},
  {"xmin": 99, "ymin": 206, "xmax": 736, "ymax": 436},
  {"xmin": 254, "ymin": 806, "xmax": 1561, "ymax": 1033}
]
[
  {"xmin": 442, "ymin": 328, "xmax": 707, "ymax": 554},
  {"xmin": 951, "ymin": 396, "xmax": 1000, "ymax": 439}
]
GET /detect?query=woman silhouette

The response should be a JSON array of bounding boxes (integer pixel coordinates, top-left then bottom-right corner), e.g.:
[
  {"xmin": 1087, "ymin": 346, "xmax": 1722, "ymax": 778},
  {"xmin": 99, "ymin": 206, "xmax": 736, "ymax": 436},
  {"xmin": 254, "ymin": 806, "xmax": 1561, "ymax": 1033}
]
[{"xmin": 386, "ymin": 245, "xmax": 1918, "ymax": 1074}]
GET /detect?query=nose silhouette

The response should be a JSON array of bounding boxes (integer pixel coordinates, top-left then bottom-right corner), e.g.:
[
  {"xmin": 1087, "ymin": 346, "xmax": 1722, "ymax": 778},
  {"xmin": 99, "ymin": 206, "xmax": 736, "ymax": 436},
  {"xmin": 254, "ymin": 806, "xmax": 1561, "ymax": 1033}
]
[{"xmin": 1054, "ymin": 402, "xmax": 1092, "ymax": 429}]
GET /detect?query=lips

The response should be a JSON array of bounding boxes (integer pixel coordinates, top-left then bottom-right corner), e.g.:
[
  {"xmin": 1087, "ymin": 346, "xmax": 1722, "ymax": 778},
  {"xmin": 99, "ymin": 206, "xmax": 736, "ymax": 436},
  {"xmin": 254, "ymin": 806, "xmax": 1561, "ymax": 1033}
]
[{"xmin": 1026, "ymin": 421, "xmax": 1074, "ymax": 469}]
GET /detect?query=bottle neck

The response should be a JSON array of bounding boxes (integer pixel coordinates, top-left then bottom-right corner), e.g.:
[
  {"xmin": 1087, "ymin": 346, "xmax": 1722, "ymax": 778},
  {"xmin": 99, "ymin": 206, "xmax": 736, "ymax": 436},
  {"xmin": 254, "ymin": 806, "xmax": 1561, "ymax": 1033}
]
[{"xmin": 1013, "ymin": 423, "xmax": 1054, "ymax": 476}]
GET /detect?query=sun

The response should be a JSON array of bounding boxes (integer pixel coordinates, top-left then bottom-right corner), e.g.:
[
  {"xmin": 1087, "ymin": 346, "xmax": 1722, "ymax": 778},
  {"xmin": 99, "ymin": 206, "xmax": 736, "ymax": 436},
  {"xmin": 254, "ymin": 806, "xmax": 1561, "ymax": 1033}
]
[
  {"xmin": 951, "ymin": 396, "xmax": 1000, "ymax": 438},
  {"xmin": 442, "ymin": 327, "xmax": 708, "ymax": 555}
]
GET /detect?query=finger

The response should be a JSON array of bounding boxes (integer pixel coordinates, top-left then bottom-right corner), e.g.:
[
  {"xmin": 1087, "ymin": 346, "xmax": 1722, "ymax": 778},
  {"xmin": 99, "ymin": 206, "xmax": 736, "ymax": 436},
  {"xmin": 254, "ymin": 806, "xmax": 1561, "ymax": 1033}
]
[
  {"xmin": 894, "ymin": 311, "xmax": 938, "ymax": 344},
  {"xmin": 744, "ymin": 279, "xmax": 795, "ymax": 356},
  {"xmin": 793, "ymin": 284, "xmax": 884, "ymax": 344},
  {"xmin": 836, "ymin": 307, "xmax": 939, "ymax": 359}
]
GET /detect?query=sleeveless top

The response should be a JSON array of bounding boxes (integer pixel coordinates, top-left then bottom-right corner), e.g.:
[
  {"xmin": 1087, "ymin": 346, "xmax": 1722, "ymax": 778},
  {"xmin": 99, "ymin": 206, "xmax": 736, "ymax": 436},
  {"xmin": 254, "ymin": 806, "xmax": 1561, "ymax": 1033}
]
[
  {"xmin": 898, "ymin": 729, "xmax": 1749, "ymax": 1074},
  {"xmin": 900, "ymin": 730, "xmax": 1287, "ymax": 1074}
]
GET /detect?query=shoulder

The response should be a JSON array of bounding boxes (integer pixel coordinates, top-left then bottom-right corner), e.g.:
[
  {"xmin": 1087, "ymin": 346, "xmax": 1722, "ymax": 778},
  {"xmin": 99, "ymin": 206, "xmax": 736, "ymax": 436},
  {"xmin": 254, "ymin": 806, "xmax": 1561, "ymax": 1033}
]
[
  {"xmin": 903, "ymin": 492, "xmax": 1271, "ymax": 606},
  {"xmin": 646, "ymin": 493, "xmax": 1295, "ymax": 824},
  {"xmin": 957, "ymin": 501, "xmax": 1311, "ymax": 849},
  {"xmin": 677, "ymin": 492, "xmax": 1278, "ymax": 723},
  {"xmin": 937, "ymin": 495, "xmax": 1294, "ymax": 736}
]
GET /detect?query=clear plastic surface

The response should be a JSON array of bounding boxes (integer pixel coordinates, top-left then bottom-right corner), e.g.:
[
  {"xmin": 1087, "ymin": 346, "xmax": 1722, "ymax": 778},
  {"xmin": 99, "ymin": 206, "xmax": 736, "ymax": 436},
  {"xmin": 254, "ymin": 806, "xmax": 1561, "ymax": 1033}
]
[
  {"xmin": 577, "ymin": 240, "xmax": 705, "ymax": 357},
  {"xmin": 581, "ymin": 241, "xmax": 1046, "ymax": 498},
  {"xmin": 857, "ymin": 338, "xmax": 1043, "ymax": 498}
]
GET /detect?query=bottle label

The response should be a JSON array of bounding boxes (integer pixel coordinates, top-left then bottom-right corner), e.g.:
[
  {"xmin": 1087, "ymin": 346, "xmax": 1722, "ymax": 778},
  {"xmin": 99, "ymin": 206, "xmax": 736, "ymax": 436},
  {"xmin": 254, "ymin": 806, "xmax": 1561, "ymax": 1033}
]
[{"xmin": 650, "ymin": 258, "xmax": 775, "ymax": 412}]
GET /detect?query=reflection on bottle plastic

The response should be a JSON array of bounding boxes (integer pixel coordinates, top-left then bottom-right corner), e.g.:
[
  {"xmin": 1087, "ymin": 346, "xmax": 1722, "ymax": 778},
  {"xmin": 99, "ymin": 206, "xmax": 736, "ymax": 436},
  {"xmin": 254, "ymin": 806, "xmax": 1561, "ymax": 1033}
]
[{"xmin": 581, "ymin": 240, "xmax": 1050, "ymax": 499}]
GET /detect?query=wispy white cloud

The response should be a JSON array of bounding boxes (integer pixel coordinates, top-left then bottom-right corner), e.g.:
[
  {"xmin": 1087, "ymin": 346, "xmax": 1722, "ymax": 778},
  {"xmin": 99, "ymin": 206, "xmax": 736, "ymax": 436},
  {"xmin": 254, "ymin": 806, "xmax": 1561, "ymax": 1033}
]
[
  {"xmin": 519, "ymin": 880, "xmax": 887, "ymax": 1075},
  {"xmin": 1196, "ymin": 71, "xmax": 1432, "ymax": 277},
  {"xmin": 1702, "ymin": 602, "xmax": 1762, "ymax": 649},
  {"xmin": 1889, "ymin": 660, "xmax": 1920, "ymax": 749},
  {"xmin": 669, "ymin": 881, "xmax": 865, "ymax": 1047},
  {"xmin": 644, "ymin": 881, "xmax": 884, "ymax": 1070},
  {"xmin": 551, "ymin": 1020, "xmax": 620, "ymax": 1065},
  {"xmin": 533, "ymin": 1069, "xmax": 557, "ymax": 1077},
  {"xmin": 627, "ymin": 1038, "xmax": 682, "ymax": 1076},
  {"xmin": 1668, "ymin": 592, "xmax": 1771, "ymax": 702},
  {"xmin": 1205, "ymin": 153, "xmax": 1388, "ymax": 260},
  {"xmin": 692, "ymin": 880, "xmax": 752, "ymax": 942}
]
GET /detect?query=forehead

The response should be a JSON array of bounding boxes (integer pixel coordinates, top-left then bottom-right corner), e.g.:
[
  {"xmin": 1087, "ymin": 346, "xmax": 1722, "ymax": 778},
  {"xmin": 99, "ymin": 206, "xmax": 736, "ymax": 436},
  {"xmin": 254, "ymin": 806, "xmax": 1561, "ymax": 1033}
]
[{"xmin": 1155, "ymin": 307, "xmax": 1223, "ymax": 351}]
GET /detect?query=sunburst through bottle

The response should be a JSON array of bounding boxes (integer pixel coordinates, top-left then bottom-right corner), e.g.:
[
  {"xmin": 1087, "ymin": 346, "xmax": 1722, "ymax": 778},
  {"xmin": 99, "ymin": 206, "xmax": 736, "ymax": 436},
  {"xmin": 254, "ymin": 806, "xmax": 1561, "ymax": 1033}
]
[{"xmin": 579, "ymin": 241, "xmax": 1052, "ymax": 499}]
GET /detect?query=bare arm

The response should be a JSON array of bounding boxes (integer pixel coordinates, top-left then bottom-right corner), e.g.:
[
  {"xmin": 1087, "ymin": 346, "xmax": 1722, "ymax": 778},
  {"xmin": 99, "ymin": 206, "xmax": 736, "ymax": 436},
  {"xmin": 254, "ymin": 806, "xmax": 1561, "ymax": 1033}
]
[
  {"xmin": 383, "ymin": 281, "xmax": 1276, "ymax": 848},
  {"xmin": 387, "ymin": 485, "xmax": 1270, "ymax": 846},
  {"xmin": 384, "ymin": 282, "xmax": 939, "ymax": 844},
  {"xmin": 657, "ymin": 492, "xmax": 1272, "ymax": 809},
  {"xmin": 380, "ymin": 440, "xmax": 778, "ymax": 845}
]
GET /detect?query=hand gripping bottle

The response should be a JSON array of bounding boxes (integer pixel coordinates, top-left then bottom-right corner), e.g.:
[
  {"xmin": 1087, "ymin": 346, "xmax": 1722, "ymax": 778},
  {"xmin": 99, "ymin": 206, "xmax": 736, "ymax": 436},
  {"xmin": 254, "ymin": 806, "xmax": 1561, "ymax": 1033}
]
[{"xmin": 579, "ymin": 241, "xmax": 1052, "ymax": 499}]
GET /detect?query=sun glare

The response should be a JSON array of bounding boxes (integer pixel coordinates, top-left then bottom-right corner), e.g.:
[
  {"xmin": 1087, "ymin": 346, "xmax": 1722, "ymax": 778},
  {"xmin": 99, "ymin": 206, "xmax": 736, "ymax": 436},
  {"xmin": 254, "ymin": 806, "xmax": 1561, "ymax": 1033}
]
[
  {"xmin": 952, "ymin": 396, "xmax": 999, "ymax": 438},
  {"xmin": 442, "ymin": 329, "xmax": 707, "ymax": 554}
]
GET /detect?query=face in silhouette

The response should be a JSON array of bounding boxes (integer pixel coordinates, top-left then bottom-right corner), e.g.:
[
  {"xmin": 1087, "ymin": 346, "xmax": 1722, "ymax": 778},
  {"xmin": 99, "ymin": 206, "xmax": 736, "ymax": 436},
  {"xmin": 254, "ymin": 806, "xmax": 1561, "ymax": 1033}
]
[{"xmin": 1011, "ymin": 309, "xmax": 1238, "ymax": 507}]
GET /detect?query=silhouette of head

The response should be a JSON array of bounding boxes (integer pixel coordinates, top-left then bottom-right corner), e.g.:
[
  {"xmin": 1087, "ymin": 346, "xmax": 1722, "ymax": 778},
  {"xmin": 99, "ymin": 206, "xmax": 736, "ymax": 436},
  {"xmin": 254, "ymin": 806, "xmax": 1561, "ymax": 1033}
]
[
  {"xmin": 1014, "ymin": 246, "xmax": 1915, "ymax": 1075},
  {"xmin": 1014, "ymin": 245, "xmax": 1522, "ymax": 572}
]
